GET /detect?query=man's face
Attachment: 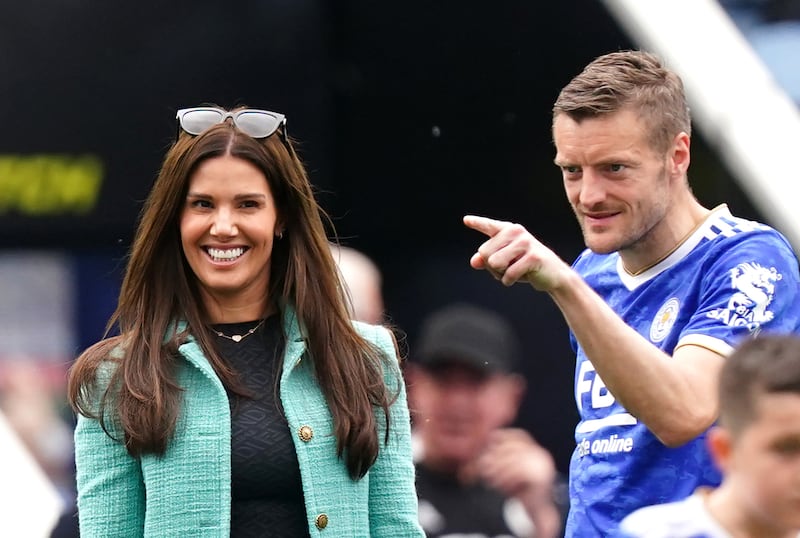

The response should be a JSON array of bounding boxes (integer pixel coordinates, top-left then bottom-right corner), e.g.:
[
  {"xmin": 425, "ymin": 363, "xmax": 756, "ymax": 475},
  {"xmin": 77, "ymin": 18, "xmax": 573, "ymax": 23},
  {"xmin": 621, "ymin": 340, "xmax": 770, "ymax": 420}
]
[
  {"xmin": 720, "ymin": 392, "xmax": 800, "ymax": 533},
  {"xmin": 553, "ymin": 108, "xmax": 676, "ymax": 260},
  {"xmin": 409, "ymin": 363, "xmax": 520, "ymax": 471}
]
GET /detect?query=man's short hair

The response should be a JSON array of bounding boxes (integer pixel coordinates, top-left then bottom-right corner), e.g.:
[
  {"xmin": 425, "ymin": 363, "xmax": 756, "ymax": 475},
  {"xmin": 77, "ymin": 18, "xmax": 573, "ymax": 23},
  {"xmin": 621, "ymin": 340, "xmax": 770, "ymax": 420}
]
[
  {"xmin": 552, "ymin": 49, "xmax": 691, "ymax": 154},
  {"xmin": 719, "ymin": 334, "xmax": 800, "ymax": 435}
]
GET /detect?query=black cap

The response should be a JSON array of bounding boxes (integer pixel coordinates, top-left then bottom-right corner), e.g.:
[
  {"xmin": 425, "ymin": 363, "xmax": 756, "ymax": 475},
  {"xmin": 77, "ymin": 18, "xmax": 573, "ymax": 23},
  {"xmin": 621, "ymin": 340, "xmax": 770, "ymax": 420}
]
[{"xmin": 415, "ymin": 303, "xmax": 520, "ymax": 374}]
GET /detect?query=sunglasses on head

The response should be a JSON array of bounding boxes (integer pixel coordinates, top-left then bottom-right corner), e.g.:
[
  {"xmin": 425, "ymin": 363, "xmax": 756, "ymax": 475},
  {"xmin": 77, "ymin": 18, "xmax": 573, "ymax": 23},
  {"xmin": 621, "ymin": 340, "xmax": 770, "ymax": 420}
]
[{"xmin": 176, "ymin": 107, "xmax": 287, "ymax": 140}]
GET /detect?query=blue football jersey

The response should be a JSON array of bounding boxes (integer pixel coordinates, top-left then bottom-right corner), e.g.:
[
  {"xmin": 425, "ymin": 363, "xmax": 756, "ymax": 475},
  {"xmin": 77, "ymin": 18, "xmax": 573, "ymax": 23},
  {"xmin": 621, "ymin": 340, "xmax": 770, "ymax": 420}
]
[{"xmin": 565, "ymin": 205, "xmax": 800, "ymax": 537}]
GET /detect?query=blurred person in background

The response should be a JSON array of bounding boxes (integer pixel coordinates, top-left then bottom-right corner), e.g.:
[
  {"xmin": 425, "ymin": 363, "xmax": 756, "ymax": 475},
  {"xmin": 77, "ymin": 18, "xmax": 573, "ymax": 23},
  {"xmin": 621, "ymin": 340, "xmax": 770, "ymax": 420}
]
[
  {"xmin": 406, "ymin": 303, "xmax": 565, "ymax": 538},
  {"xmin": 464, "ymin": 49, "xmax": 800, "ymax": 536},
  {"xmin": 67, "ymin": 105, "xmax": 423, "ymax": 537},
  {"xmin": 330, "ymin": 243, "xmax": 385, "ymax": 325},
  {"xmin": 331, "ymin": 249, "xmax": 565, "ymax": 537},
  {"xmin": 618, "ymin": 334, "xmax": 800, "ymax": 538}
]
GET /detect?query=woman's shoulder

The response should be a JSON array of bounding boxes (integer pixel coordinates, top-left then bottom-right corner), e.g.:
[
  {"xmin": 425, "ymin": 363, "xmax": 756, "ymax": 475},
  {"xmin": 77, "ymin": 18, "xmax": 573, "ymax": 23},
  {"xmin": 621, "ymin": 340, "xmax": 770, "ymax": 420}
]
[
  {"xmin": 77, "ymin": 334, "xmax": 125, "ymax": 363},
  {"xmin": 352, "ymin": 321, "xmax": 399, "ymax": 358},
  {"xmin": 72, "ymin": 335, "xmax": 128, "ymax": 385},
  {"xmin": 69, "ymin": 335, "xmax": 128, "ymax": 417},
  {"xmin": 352, "ymin": 320, "xmax": 389, "ymax": 342}
]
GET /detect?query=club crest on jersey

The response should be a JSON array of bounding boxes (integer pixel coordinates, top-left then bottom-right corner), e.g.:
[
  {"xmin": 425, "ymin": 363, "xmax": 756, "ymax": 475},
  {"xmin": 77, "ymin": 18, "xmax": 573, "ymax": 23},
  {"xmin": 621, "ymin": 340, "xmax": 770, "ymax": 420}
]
[
  {"xmin": 650, "ymin": 297, "xmax": 680, "ymax": 342},
  {"xmin": 706, "ymin": 262, "xmax": 781, "ymax": 331}
]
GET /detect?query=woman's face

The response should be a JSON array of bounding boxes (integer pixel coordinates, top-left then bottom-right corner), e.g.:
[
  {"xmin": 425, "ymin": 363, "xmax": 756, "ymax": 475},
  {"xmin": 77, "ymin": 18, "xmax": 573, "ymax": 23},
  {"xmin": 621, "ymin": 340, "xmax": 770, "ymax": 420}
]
[{"xmin": 179, "ymin": 154, "xmax": 280, "ymax": 320}]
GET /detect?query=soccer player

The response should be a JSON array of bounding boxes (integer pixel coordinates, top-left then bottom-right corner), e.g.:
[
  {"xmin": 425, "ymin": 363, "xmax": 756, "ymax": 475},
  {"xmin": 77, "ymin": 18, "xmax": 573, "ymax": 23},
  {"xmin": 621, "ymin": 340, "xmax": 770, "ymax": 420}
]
[{"xmin": 464, "ymin": 50, "xmax": 800, "ymax": 536}]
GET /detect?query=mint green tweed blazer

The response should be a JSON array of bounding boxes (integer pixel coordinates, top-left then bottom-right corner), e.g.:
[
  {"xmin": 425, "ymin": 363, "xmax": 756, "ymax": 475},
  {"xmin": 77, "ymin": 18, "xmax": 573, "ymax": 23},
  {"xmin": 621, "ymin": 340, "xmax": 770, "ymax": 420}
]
[{"xmin": 74, "ymin": 308, "xmax": 424, "ymax": 537}]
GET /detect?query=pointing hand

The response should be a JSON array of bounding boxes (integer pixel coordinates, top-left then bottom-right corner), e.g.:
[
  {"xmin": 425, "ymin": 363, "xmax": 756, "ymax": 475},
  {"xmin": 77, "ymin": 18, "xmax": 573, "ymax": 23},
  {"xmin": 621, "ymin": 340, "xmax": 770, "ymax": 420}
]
[{"xmin": 463, "ymin": 215, "xmax": 570, "ymax": 292}]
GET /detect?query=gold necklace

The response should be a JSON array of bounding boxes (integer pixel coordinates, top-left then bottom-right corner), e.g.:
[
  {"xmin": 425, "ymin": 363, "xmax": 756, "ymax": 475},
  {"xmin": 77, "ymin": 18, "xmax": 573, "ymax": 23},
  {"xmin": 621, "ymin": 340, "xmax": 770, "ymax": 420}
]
[{"xmin": 211, "ymin": 318, "xmax": 266, "ymax": 343}]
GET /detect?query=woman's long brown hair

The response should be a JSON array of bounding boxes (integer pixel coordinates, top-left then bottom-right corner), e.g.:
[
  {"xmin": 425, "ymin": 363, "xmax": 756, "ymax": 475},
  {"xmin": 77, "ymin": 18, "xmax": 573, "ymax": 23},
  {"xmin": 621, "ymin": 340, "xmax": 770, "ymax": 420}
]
[{"xmin": 67, "ymin": 114, "xmax": 397, "ymax": 479}]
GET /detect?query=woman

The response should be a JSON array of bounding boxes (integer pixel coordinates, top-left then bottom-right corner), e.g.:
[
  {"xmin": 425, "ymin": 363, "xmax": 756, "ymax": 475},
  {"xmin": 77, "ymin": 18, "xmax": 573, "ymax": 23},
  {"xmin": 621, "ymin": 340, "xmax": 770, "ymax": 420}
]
[{"xmin": 68, "ymin": 106, "xmax": 423, "ymax": 537}]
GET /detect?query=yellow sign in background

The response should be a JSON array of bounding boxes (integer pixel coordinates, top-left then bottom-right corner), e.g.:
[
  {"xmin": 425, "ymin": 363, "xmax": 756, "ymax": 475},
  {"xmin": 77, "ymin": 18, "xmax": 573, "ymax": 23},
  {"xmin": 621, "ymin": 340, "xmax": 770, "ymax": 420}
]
[{"xmin": 0, "ymin": 155, "xmax": 103, "ymax": 216}]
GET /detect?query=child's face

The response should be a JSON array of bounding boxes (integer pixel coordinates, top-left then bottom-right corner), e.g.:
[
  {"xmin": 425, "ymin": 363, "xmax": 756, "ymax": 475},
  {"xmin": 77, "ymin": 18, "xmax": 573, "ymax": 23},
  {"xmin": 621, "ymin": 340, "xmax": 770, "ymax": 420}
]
[{"xmin": 728, "ymin": 392, "xmax": 800, "ymax": 531}]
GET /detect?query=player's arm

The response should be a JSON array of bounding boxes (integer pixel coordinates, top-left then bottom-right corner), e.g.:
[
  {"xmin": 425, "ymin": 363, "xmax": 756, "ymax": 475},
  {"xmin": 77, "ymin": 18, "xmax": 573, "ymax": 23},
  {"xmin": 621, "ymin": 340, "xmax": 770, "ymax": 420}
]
[
  {"xmin": 464, "ymin": 214, "xmax": 723, "ymax": 446},
  {"xmin": 549, "ymin": 270, "xmax": 723, "ymax": 446}
]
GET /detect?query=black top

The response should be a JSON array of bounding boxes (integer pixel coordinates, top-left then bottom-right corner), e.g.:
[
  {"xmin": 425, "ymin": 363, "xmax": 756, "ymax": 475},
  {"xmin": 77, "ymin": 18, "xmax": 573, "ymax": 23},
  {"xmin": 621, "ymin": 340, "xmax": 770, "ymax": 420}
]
[
  {"xmin": 415, "ymin": 461, "xmax": 570, "ymax": 538},
  {"xmin": 212, "ymin": 315, "xmax": 311, "ymax": 538},
  {"xmin": 415, "ymin": 462, "xmax": 526, "ymax": 538}
]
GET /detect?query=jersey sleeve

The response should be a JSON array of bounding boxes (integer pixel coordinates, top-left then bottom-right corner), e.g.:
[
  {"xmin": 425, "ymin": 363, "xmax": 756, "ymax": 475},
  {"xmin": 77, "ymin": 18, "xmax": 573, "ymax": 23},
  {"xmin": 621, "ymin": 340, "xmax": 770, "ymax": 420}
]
[{"xmin": 677, "ymin": 230, "xmax": 800, "ymax": 353}]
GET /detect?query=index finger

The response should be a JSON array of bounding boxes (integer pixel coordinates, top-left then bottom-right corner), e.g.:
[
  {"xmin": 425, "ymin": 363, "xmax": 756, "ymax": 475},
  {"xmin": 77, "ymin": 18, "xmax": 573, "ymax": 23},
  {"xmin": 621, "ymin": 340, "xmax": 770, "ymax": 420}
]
[{"xmin": 463, "ymin": 215, "xmax": 505, "ymax": 238}]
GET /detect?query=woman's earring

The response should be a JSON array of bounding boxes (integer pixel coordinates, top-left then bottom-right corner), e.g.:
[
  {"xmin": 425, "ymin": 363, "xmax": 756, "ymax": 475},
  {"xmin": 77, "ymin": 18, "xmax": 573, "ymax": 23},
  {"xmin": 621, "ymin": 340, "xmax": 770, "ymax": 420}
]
[{"xmin": 276, "ymin": 230, "xmax": 283, "ymax": 240}]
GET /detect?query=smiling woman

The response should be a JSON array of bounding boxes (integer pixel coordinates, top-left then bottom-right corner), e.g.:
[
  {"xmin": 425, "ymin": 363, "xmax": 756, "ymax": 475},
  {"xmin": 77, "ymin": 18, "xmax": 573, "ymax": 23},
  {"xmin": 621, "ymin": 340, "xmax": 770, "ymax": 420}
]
[
  {"xmin": 180, "ymin": 154, "xmax": 280, "ymax": 310},
  {"xmin": 66, "ymin": 105, "xmax": 424, "ymax": 538}
]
